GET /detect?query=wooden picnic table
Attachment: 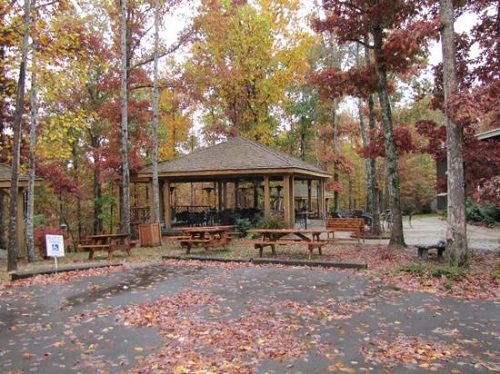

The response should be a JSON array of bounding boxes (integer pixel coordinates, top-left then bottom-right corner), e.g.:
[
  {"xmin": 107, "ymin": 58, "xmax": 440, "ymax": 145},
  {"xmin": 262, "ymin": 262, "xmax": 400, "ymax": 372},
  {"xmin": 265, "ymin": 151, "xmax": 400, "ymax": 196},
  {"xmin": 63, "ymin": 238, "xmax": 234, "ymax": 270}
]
[
  {"xmin": 78, "ymin": 233, "xmax": 132, "ymax": 260},
  {"xmin": 247, "ymin": 228, "xmax": 329, "ymax": 259},
  {"xmin": 177, "ymin": 226, "xmax": 234, "ymax": 254}
]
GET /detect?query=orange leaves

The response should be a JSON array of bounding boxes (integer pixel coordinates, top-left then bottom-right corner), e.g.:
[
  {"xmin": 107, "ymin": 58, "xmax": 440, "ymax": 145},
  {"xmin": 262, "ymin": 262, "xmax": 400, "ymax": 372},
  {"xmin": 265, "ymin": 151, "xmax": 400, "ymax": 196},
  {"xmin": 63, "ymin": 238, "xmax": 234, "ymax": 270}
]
[{"xmin": 361, "ymin": 334, "xmax": 466, "ymax": 369}]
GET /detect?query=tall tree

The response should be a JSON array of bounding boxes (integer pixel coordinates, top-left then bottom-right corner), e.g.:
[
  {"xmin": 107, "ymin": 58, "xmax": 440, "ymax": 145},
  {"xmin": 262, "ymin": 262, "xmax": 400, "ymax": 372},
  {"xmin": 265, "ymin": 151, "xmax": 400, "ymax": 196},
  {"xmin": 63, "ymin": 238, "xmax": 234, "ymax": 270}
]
[
  {"xmin": 313, "ymin": 0, "xmax": 435, "ymax": 246},
  {"xmin": 150, "ymin": 0, "xmax": 161, "ymax": 224},
  {"xmin": 8, "ymin": 0, "xmax": 31, "ymax": 271},
  {"xmin": 440, "ymin": 0, "xmax": 467, "ymax": 265},
  {"xmin": 185, "ymin": 0, "xmax": 313, "ymax": 143},
  {"xmin": 26, "ymin": 38, "xmax": 38, "ymax": 262},
  {"xmin": 120, "ymin": 0, "xmax": 131, "ymax": 235}
]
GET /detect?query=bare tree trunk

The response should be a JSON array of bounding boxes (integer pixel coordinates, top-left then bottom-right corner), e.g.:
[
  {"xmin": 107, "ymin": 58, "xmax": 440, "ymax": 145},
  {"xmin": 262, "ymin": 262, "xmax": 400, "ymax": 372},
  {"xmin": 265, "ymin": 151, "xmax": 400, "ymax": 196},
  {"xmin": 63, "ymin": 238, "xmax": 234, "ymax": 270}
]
[
  {"xmin": 8, "ymin": 0, "xmax": 31, "ymax": 271},
  {"xmin": 356, "ymin": 39, "xmax": 382, "ymax": 235},
  {"xmin": 151, "ymin": 0, "xmax": 161, "ymax": 223},
  {"xmin": 120, "ymin": 0, "xmax": 131, "ymax": 235},
  {"xmin": 72, "ymin": 141, "xmax": 82, "ymax": 243},
  {"xmin": 332, "ymin": 100, "xmax": 340, "ymax": 211},
  {"xmin": 373, "ymin": 27, "xmax": 405, "ymax": 246},
  {"xmin": 90, "ymin": 134, "xmax": 103, "ymax": 234},
  {"xmin": 26, "ymin": 38, "xmax": 37, "ymax": 262},
  {"xmin": 440, "ymin": 0, "xmax": 467, "ymax": 266},
  {"xmin": 0, "ymin": 193, "xmax": 5, "ymax": 249}
]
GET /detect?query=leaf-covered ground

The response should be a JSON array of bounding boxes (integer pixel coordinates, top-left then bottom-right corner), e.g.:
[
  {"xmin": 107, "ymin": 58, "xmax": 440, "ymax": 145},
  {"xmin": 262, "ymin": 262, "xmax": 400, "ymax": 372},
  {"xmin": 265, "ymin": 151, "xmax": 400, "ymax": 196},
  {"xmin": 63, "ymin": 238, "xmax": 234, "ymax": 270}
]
[{"xmin": 0, "ymin": 259, "xmax": 498, "ymax": 373}]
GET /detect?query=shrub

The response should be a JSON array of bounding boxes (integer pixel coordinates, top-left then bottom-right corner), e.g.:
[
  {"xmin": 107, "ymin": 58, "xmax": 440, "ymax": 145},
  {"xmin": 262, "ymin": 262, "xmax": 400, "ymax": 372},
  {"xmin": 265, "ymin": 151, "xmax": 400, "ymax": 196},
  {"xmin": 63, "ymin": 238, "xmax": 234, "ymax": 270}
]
[
  {"xmin": 256, "ymin": 214, "xmax": 285, "ymax": 230},
  {"xmin": 235, "ymin": 218, "xmax": 252, "ymax": 238},
  {"xmin": 400, "ymin": 263, "xmax": 425, "ymax": 274},
  {"xmin": 430, "ymin": 265, "xmax": 463, "ymax": 279},
  {"xmin": 466, "ymin": 199, "xmax": 500, "ymax": 226}
]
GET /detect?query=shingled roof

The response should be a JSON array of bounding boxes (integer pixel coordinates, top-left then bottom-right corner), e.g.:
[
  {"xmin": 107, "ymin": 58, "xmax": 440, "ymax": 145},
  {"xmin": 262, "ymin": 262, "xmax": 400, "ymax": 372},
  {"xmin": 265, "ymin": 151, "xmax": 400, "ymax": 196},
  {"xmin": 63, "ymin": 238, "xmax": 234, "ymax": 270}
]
[
  {"xmin": 139, "ymin": 137, "xmax": 330, "ymax": 179},
  {"xmin": 0, "ymin": 163, "xmax": 28, "ymax": 182}
]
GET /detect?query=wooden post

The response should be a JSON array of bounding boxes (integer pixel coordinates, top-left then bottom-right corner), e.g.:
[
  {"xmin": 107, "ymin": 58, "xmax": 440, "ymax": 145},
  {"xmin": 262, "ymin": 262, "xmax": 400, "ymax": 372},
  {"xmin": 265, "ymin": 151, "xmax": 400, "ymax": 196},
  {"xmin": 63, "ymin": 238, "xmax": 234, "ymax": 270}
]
[
  {"xmin": 159, "ymin": 181, "xmax": 164, "ymax": 222},
  {"xmin": 307, "ymin": 179, "xmax": 312, "ymax": 215},
  {"xmin": 234, "ymin": 181, "xmax": 239, "ymax": 209},
  {"xmin": 283, "ymin": 175, "xmax": 295, "ymax": 228},
  {"xmin": 217, "ymin": 181, "xmax": 223, "ymax": 211},
  {"xmin": 223, "ymin": 182, "xmax": 229, "ymax": 209},
  {"xmin": 263, "ymin": 176, "xmax": 271, "ymax": 217},
  {"xmin": 319, "ymin": 179, "xmax": 326, "ymax": 220},
  {"xmin": 290, "ymin": 176, "xmax": 295, "ymax": 227},
  {"xmin": 17, "ymin": 189, "xmax": 26, "ymax": 257},
  {"xmin": 163, "ymin": 181, "xmax": 171, "ymax": 230}
]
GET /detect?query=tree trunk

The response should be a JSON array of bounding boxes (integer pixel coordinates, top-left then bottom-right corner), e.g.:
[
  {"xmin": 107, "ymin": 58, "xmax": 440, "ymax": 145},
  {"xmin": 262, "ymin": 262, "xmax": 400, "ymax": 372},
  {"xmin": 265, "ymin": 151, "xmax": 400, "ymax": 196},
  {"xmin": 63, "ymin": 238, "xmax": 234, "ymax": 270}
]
[
  {"xmin": 8, "ymin": 0, "xmax": 31, "ymax": 271},
  {"xmin": 90, "ymin": 134, "xmax": 103, "ymax": 234},
  {"xmin": 332, "ymin": 100, "xmax": 340, "ymax": 212},
  {"xmin": 358, "ymin": 39, "xmax": 382, "ymax": 235},
  {"xmin": 0, "ymin": 193, "xmax": 4, "ymax": 249},
  {"xmin": 151, "ymin": 0, "xmax": 161, "ymax": 224},
  {"xmin": 372, "ymin": 26, "xmax": 405, "ymax": 246},
  {"xmin": 440, "ymin": 0, "xmax": 468, "ymax": 266},
  {"xmin": 26, "ymin": 38, "xmax": 37, "ymax": 262},
  {"xmin": 72, "ymin": 141, "xmax": 82, "ymax": 243},
  {"xmin": 120, "ymin": 0, "xmax": 131, "ymax": 235}
]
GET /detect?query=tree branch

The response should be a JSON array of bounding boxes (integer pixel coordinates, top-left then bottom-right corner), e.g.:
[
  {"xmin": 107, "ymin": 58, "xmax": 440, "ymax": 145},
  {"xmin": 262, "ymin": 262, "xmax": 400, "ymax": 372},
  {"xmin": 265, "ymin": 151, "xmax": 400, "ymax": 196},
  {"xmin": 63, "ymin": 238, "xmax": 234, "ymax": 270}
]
[{"xmin": 131, "ymin": 28, "xmax": 194, "ymax": 70}]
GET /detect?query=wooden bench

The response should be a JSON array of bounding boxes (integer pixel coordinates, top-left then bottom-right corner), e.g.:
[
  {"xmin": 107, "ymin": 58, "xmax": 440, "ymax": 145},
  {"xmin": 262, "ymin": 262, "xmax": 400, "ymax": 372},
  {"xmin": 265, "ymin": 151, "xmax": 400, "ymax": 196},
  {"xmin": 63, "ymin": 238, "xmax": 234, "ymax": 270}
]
[
  {"xmin": 416, "ymin": 241, "xmax": 446, "ymax": 260},
  {"xmin": 326, "ymin": 218, "xmax": 365, "ymax": 243},
  {"xmin": 77, "ymin": 234, "xmax": 132, "ymax": 260},
  {"xmin": 252, "ymin": 240, "xmax": 328, "ymax": 259},
  {"xmin": 180, "ymin": 236, "xmax": 232, "ymax": 254},
  {"xmin": 77, "ymin": 244, "xmax": 112, "ymax": 260}
]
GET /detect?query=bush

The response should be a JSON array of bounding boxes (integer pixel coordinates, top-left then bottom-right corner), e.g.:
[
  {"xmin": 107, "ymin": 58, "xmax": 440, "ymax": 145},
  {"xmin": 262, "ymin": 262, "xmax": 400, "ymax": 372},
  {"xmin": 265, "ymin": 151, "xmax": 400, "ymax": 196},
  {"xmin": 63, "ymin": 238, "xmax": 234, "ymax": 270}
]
[
  {"xmin": 235, "ymin": 218, "xmax": 252, "ymax": 238},
  {"xmin": 400, "ymin": 263, "xmax": 425, "ymax": 274},
  {"xmin": 256, "ymin": 214, "xmax": 285, "ymax": 230},
  {"xmin": 466, "ymin": 199, "xmax": 500, "ymax": 226},
  {"xmin": 430, "ymin": 265, "xmax": 463, "ymax": 279}
]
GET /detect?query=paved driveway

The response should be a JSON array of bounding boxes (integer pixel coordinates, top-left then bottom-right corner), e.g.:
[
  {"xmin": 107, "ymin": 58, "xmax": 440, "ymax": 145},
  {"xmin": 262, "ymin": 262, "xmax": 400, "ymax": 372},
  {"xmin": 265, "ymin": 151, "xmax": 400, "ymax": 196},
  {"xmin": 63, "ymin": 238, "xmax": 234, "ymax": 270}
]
[
  {"xmin": 0, "ymin": 261, "xmax": 498, "ymax": 373},
  {"xmin": 402, "ymin": 216, "xmax": 500, "ymax": 250}
]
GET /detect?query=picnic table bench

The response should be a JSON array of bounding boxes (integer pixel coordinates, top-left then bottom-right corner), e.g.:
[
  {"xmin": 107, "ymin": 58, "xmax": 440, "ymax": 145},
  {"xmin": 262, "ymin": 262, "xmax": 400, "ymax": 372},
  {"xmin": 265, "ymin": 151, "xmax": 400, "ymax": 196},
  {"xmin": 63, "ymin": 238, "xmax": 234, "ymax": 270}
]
[
  {"xmin": 326, "ymin": 218, "xmax": 365, "ymax": 243},
  {"xmin": 175, "ymin": 226, "xmax": 234, "ymax": 254},
  {"xmin": 77, "ymin": 233, "xmax": 132, "ymax": 260},
  {"xmin": 248, "ymin": 229, "xmax": 328, "ymax": 260}
]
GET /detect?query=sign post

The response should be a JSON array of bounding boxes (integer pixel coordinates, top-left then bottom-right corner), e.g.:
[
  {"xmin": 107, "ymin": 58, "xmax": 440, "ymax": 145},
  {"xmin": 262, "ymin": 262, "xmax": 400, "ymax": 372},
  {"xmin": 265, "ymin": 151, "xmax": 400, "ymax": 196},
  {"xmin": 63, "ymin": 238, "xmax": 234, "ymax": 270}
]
[{"xmin": 45, "ymin": 234, "xmax": 65, "ymax": 270}]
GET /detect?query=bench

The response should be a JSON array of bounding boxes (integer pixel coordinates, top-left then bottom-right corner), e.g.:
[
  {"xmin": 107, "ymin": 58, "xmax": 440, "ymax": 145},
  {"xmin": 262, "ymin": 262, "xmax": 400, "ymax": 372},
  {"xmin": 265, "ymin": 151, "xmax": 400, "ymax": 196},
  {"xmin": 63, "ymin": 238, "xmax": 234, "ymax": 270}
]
[
  {"xmin": 77, "ymin": 244, "xmax": 112, "ymax": 260},
  {"xmin": 181, "ymin": 239, "xmax": 228, "ymax": 255},
  {"xmin": 326, "ymin": 218, "xmax": 365, "ymax": 243},
  {"xmin": 77, "ymin": 235, "xmax": 132, "ymax": 260},
  {"xmin": 416, "ymin": 241, "xmax": 446, "ymax": 260},
  {"xmin": 252, "ymin": 240, "xmax": 328, "ymax": 260}
]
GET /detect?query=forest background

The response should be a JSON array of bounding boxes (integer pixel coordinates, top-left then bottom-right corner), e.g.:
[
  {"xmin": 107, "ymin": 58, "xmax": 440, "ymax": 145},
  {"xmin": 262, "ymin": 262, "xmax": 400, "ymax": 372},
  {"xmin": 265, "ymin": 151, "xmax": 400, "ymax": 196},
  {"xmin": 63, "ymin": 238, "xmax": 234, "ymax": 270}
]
[{"xmin": 1, "ymin": 0, "xmax": 498, "ymax": 263}]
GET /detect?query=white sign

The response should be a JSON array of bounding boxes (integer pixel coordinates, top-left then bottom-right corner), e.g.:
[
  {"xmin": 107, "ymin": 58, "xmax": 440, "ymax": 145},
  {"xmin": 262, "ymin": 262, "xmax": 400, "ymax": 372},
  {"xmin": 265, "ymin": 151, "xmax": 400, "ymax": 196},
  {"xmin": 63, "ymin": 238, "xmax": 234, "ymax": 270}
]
[{"xmin": 45, "ymin": 235, "xmax": 65, "ymax": 257}]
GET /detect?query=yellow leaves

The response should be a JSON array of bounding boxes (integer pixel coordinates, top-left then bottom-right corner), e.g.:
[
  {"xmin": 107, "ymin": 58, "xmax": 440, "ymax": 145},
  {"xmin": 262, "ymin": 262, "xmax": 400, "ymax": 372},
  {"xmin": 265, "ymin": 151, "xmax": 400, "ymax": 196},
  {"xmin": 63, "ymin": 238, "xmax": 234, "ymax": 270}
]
[{"xmin": 37, "ymin": 109, "xmax": 91, "ymax": 160}]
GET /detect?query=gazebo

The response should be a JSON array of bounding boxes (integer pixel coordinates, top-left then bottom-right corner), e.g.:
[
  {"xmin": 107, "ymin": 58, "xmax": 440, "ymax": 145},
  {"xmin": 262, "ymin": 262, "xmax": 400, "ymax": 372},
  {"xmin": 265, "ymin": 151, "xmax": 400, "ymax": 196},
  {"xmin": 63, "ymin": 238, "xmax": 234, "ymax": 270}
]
[
  {"xmin": 0, "ymin": 163, "xmax": 37, "ymax": 256},
  {"xmin": 134, "ymin": 137, "xmax": 332, "ymax": 229}
]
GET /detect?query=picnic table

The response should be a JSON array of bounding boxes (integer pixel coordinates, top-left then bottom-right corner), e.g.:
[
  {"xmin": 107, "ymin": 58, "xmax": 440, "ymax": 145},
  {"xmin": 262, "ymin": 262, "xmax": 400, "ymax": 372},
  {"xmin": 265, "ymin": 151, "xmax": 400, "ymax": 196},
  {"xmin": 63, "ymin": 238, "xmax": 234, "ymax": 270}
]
[
  {"xmin": 78, "ymin": 233, "xmax": 132, "ymax": 260},
  {"xmin": 176, "ymin": 226, "xmax": 234, "ymax": 254},
  {"xmin": 247, "ymin": 229, "xmax": 329, "ymax": 259}
]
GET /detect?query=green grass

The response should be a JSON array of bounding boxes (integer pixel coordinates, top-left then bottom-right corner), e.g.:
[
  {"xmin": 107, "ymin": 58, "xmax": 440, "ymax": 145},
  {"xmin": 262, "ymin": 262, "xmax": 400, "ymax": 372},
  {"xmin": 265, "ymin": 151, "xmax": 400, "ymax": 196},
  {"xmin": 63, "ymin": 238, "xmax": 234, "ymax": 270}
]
[{"xmin": 399, "ymin": 262, "xmax": 464, "ymax": 280}]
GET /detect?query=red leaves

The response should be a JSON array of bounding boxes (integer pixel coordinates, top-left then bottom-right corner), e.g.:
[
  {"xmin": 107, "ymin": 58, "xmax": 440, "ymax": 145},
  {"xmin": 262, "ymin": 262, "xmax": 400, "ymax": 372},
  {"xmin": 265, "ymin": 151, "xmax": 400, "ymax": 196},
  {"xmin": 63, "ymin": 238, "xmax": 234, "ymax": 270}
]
[
  {"xmin": 309, "ymin": 66, "xmax": 378, "ymax": 100},
  {"xmin": 361, "ymin": 334, "xmax": 466, "ymax": 369},
  {"xmin": 360, "ymin": 126, "xmax": 417, "ymax": 158}
]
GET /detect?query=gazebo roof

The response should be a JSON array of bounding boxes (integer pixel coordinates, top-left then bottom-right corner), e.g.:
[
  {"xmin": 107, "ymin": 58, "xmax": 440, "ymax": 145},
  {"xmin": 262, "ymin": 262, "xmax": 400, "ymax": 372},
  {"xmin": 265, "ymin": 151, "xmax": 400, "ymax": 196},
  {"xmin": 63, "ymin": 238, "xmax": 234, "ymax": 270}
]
[
  {"xmin": 138, "ymin": 137, "xmax": 331, "ymax": 180},
  {"xmin": 0, "ymin": 163, "xmax": 40, "ymax": 189}
]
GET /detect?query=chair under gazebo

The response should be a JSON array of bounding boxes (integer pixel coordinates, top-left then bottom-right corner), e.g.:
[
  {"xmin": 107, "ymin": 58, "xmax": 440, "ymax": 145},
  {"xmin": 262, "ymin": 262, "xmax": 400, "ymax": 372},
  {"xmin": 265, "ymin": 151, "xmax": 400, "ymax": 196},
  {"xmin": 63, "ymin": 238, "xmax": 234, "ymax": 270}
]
[{"xmin": 132, "ymin": 137, "xmax": 332, "ymax": 230}]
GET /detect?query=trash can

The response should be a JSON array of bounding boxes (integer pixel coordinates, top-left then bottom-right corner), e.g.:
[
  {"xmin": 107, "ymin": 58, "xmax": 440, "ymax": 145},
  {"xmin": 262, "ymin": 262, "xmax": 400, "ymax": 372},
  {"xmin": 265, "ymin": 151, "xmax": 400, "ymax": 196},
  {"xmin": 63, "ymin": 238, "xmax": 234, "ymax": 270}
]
[{"xmin": 138, "ymin": 223, "xmax": 161, "ymax": 247}]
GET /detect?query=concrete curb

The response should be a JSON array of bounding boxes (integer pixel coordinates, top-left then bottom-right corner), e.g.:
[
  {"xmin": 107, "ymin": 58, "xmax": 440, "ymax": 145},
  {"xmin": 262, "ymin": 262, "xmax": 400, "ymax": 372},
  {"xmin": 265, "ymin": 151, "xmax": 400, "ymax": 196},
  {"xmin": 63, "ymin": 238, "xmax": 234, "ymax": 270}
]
[
  {"xmin": 162, "ymin": 255, "xmax": 250, "ymax": 264},
  {"xmin": 10, "ymin": 262, "xmax": 123, "ymax": 281},
  {"xmin": 162, "ymin": 255, "xmax": 367, "ymax": 269},
  {"xmin": 251, "ymin": 258, "xmax": 367, "ymax": 269}
]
